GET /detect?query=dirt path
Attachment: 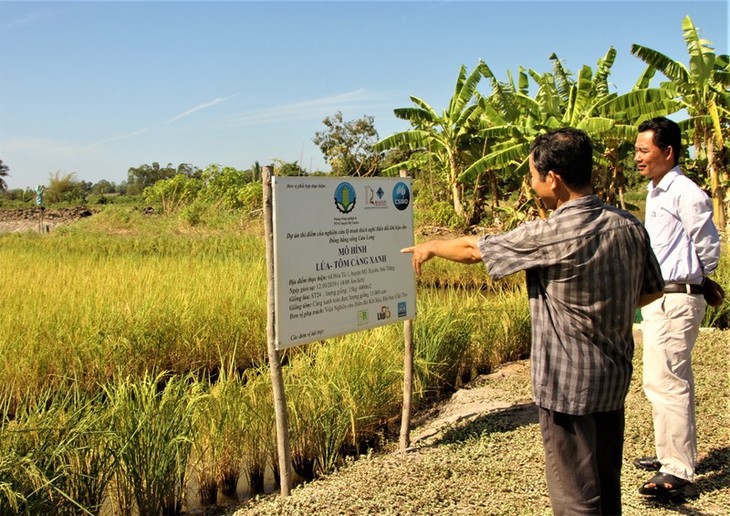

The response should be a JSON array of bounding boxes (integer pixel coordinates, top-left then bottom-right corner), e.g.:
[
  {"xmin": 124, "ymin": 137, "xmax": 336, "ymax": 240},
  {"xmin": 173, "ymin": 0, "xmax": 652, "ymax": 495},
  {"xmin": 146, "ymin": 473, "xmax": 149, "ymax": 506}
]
[{"xmin": 408, "ymin": 360, "xmax": 533, "ymax": 447}]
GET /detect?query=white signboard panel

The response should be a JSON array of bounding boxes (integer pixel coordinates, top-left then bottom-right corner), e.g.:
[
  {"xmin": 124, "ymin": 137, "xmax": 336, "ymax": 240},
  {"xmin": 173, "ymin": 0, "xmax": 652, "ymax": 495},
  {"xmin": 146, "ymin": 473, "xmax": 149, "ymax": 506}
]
[{"xmin": 272, "ymin": 176, "xmax": 416, "ymax": 349}]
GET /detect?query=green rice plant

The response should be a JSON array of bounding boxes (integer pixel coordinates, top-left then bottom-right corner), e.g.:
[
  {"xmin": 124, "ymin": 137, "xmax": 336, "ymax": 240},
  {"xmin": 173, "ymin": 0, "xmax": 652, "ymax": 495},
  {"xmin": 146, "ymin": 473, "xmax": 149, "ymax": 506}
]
[
  {"xmin": 0, "ymin": 452, "xmax": 29, "ymax": 514},
  {"xmin": 285, "ymin": 354, "xmax": 334, "ymax": 481},
  {"xmin": 104, "ymin": 372, "xmax": 206, "ymax": 516},
  {"xmin": 52, "ymin": 398, "xmax": 116, "ymax": 515},
  {"xmin": 192, "ymin": 357, "xmax": 254, "ymax": 503},
  {"xmin": 190, "ymin": 380, "xmax": 221, "ymax": 507},
  {"xmin": 211, "ymin": 375, "xmax": 252, "ymax": 497},
  {"xmin": 285, "ymin": 347, "xmax": 352, "ymax": 479},
  {"xmin": 467, "ymin": 288, "xmax": 531, "ymax": 371},
  {"xmin": 239, "ymin": 367, "xmax": 275, "ymax": 496},
  {"xmin": 285, "ymin": 329, "xmax": 404, "ymax": 479},
  {"xmin": 412, "ymin": 289, "xmax": 475, "ymax": 399},
  {"xmin": 313, "ymin": 328, "xmax": 403, "ymax": 453},
  {"xmin": 0, "ymin": 381, "xmax": 116, "ymax": 515},
  {"xmin": 286, "ymin": 408, "xmax": 317, "ymax": 480},
  {"xmin": 410, "ymin": 286, "xmax": 531, "ymax": 397},
  {"xmin": 0, "ymin": 391, "xmax": 47, "ymax": 514}
]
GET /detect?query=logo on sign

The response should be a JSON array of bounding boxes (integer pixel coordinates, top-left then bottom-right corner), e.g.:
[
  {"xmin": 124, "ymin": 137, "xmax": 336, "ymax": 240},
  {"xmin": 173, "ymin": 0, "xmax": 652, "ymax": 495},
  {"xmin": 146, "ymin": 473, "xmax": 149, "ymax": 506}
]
[
  {"xmin": 392, "ymin": 182, "xmax": 410, "ymax": 211},
  {"xmin": 397, "ymin": 301, "xmax": 407, "ymax": 317},
  {"xmin": 377, "ymin": 305, "xmax": 391, "ymax": 320},
  {"xmin": 365, "ymin": 186, "xmax": 387, "ymax": 209},
  {"xmin": 334, "ymin": 182, "xmax": 356, "ymax": 214},
  {"xmin": 357, "ymin": 310, "xmax": 369, "ymax": 325}
]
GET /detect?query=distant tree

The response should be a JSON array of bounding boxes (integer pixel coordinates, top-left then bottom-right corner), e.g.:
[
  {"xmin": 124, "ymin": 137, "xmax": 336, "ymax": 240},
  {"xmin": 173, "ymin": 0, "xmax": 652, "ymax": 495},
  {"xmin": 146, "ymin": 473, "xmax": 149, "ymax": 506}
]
[
  {"xmin": 273, "ymin": 159, "xmax": 306, "ymax": 176},
  {"xmin": 250, "ymin": 161, "xmax": 262, "ymax": 182},
  {"xmin": 91, "ymin": 179, "xmax": 116, "ymax": 195},
  {"xmin": 177, "ymin": 163, "xmax": 202, "ymax": 179},
  {"xmin": 313, "ymin": 112, "xmax": 381, "ymax": 176},
  {"xmin": 0, "ymin": 159, "xmax": 8, "ymax": 191},
  {"xmin": 143, "ymin": 174, "xmax": 202, "ymax": 215},
  {"xmin": 198, "ymin": 164, "xmax": 251, "ymax": 209},
  {"xmin": 46, "ymin": 172, "xmax": 86, "ymax": 203},
  {"xmin": 127, "ymin": 162, "xmax": 178, "ymax": 195},
  {"xmin": 1, "ymin": 188, "xmax": 33, "ymax": 202},
  {"xmin": 79, "ymin": 180, "xmax": 93, "ymax": 194}
]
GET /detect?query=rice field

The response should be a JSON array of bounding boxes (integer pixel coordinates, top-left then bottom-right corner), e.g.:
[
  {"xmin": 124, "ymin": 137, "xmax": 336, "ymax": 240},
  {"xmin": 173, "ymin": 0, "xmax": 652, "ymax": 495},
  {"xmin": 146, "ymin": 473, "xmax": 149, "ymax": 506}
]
[{"xmin": 0, "ymin": 210, "xmax": 532, "ymax": 514}]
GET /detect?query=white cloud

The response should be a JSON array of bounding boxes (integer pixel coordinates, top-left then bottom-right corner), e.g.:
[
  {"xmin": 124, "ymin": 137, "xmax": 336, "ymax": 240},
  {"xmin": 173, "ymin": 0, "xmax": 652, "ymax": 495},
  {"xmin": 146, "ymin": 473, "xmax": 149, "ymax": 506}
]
[
  {"xmin": 166, "ymin": 96, "xmax": 233, "ymax": 124},
  {"xmin": 222, "ymin": 89, "xmax": 384, "ymax": 126},
  {"xmin": 86, "ymin": 128, "xmax": 151, "ymax": 149}
]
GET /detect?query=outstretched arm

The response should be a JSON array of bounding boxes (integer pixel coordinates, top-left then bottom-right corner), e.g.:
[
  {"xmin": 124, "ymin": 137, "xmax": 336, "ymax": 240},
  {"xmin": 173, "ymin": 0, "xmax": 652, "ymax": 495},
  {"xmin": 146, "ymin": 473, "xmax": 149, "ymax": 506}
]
[{"xmin": 401, "ymin": 236, "xmax": 482, "ymax": 275}]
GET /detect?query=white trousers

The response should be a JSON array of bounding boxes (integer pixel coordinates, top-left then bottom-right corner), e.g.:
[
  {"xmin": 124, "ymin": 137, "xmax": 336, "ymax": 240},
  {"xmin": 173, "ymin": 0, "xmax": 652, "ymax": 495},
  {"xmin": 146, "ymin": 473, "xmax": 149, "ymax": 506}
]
[{"xmin": 641, "ymin": 293, "xmax": 705, "ymax": 482}]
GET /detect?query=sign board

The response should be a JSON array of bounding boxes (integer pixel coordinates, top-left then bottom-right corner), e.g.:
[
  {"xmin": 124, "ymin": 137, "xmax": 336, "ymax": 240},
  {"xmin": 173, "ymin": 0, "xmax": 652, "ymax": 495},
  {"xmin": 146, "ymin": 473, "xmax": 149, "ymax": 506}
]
[{"xmin": 272, "ymin": 176, "xmax": 416, "ymax": 349}]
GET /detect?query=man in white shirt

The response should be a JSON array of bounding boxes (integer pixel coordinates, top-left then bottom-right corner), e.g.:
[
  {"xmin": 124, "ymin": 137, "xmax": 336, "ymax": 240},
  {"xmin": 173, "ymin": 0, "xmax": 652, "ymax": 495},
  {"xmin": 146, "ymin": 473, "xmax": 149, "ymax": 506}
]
[{"xmin": 633, "ymin": 117, "xmax": 721, "ymax": 501}]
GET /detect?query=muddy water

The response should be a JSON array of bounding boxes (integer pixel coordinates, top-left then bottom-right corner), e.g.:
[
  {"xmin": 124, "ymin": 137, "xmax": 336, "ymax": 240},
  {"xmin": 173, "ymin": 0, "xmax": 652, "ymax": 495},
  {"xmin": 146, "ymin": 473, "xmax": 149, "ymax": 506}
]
[{"xmin": 183, "ymin": 463, "xmax": 279, "ymax": 513}]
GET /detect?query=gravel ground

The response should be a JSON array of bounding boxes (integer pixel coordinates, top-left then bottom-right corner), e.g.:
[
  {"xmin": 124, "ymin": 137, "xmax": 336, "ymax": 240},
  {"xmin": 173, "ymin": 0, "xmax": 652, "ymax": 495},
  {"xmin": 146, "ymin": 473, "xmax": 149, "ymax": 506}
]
[{"xmin": 231, "ymin": 329, "xmax": 729, "ymax": 516}]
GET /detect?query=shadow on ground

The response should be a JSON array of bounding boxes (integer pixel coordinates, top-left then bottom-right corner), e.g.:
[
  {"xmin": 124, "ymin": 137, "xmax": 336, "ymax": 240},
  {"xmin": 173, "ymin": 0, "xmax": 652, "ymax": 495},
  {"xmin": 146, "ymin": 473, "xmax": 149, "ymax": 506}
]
[{"xmin": 434, "ymin": 401, "xmax": 538, "ymax": 445}]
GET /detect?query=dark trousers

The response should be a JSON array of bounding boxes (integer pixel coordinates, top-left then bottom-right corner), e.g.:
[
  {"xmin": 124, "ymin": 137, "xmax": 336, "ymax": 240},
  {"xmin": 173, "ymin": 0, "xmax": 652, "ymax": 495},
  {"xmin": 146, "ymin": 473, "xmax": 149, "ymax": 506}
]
[{"xmin": 538, "ymin": 407, "xmax": 625, "ymax": 516}]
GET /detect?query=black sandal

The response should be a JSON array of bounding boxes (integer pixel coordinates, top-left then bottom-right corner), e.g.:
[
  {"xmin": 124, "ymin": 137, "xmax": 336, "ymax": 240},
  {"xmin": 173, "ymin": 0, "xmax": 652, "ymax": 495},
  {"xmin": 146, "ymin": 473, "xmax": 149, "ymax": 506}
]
[{"xmin": 639, "ymin": 473, "xmax": 698, "ymax": 500}]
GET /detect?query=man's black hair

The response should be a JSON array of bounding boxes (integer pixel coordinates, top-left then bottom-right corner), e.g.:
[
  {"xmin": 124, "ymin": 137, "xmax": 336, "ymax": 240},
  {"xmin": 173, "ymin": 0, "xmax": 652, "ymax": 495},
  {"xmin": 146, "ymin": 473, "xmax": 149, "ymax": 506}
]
[
  {"xmin": 637, "ymin": 117, "xmax": 682, "ymax": 166},
  {"xmin": 530, "ymin": 127, "xmax": 593, "ymax": 189}
]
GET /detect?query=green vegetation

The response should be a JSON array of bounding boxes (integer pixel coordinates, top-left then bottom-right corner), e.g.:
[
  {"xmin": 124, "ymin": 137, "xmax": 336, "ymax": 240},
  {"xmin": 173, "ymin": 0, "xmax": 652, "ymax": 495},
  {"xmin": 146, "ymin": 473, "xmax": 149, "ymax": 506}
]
[
  {"xmin": 2, "ymin": 208, "xmax": 723, "ymax": 513},
  {"xmin": 0, "ymin": 13, "xmax": 726, "ymax": 515},
  {"xmin": 376, "ymin": 15, "xmax": 728, "ymax": 229},
  {"xmin": 0, "ymin": 211, "xmax": 535, "ymax": 513}
]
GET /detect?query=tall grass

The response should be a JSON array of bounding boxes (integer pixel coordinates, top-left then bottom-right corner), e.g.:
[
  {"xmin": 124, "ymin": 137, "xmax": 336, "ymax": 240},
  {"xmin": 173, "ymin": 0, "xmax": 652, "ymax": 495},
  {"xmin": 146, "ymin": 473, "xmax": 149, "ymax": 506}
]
[
  {"xmin": 239, "ymin": 367, "xmax": 276, "ymax": 496},
  {"xmin": 414, "ymin": 287, "xmax": 531, "ymax": 395},
  {"xmin": 104, "ymin": 372, "xmax": 205, "ymax": 516},
  {"xmin": 0, "ymin": 383, "xmax": 115, "ymax": 515},
  {"xmin": 192, "ymin": 357, "xmax": 252, "ymax": 504},
  {"xmin": 286, "ymin": 328, "xmax": 404, "ymax": 479}
]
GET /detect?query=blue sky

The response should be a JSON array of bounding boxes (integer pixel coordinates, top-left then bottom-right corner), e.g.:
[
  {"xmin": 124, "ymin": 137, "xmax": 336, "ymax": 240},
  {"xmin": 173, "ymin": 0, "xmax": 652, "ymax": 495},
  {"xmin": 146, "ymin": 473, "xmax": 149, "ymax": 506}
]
[{"xmin": 0, "ymin": 1, "xmax": 727, "ymax": 190}]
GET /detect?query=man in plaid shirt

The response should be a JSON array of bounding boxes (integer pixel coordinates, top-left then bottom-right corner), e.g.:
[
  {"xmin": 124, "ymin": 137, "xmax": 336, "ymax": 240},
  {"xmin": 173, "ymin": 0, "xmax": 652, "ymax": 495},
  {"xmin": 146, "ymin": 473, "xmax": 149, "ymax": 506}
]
[{"xmin": 402, "ymin": 128, "xmax": 664, "ymax": 514}]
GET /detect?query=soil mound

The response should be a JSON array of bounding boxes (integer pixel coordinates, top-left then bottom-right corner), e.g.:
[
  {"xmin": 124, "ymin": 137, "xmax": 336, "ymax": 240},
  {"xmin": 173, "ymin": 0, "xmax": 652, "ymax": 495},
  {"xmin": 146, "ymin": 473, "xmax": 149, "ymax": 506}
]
[{"xmin": 0, "ymin": 206, "xmax": 95, "ymax": 233}]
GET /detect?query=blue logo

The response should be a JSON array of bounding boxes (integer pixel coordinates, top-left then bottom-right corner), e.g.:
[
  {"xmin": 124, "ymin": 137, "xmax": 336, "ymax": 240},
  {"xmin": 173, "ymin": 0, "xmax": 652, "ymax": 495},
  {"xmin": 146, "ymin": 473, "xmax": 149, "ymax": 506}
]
[
  {"xmin": 397, "ymin": 301, "xmax": 407, "ymax": 317},
  {"xmin": 334, "ymin": 182, "xmax": 356, "ymax": 214},
  {"xmin": 392, "ymin": 182, "xmax": 410, "ymax": 211}
]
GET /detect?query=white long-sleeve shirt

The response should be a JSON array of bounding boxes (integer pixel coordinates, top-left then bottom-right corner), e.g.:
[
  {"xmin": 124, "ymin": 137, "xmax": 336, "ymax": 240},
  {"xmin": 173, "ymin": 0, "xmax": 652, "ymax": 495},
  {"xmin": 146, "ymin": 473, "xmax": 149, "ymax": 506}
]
[{"xmin": 645, "ymin": 166, "xmax": 721, "ymax": 284}]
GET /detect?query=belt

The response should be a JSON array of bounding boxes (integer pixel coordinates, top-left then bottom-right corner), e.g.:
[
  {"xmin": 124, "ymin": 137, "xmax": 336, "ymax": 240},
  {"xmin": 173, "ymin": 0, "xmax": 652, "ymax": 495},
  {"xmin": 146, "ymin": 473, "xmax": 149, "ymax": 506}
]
[{"xmin": 664, "ymin": 283, "xmax": 703, "ymax": 295}]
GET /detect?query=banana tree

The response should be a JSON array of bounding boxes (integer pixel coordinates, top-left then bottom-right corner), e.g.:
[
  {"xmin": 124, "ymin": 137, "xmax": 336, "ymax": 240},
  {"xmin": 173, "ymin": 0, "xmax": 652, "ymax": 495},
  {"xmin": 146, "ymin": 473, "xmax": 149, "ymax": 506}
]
[
  {"xmin": 631, "ymin": 15, "xmax": 730, "ymax": 228},
  {"xmin": 462, "ymin": 48, "xmax": 673, "ymax": 213},
  {"xmin": 374, "ymin": 61, "xmax": 493, "ymax": 223}
]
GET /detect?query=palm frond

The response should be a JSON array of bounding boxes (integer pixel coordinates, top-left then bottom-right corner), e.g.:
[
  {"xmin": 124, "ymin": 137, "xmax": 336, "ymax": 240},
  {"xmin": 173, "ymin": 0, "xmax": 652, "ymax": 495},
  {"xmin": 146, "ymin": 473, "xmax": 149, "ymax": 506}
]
[{"xmin": 631, "ymin": 44, "xmax": 690, "ymax": 84}]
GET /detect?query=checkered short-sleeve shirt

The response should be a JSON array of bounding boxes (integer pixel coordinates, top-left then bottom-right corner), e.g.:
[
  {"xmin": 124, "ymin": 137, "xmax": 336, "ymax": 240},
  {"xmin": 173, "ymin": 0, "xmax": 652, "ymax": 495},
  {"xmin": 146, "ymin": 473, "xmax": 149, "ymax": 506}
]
[{"xmin": 478, "ymin": 195, "xmax": 664, "ymax": 415}]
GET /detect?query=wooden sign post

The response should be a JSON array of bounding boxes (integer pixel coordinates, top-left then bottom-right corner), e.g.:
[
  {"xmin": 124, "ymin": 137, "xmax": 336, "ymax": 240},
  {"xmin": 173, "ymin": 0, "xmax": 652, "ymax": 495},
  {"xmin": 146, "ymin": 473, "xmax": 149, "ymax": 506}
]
[{"xmin": 263, "ymin": 165, "xmax": 293, "ymax": 496}]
